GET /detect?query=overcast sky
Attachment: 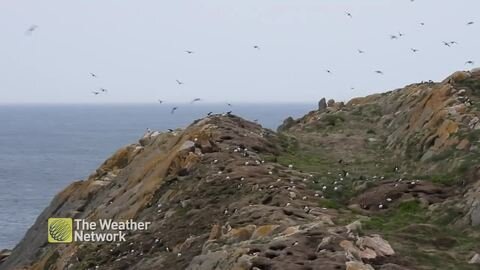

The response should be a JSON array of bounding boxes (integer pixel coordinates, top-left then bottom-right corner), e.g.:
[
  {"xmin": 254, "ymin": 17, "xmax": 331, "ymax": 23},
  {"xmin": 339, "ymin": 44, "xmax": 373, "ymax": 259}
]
[{"xmin": 0, "ymin": 0, "xmax": 478, "ymax": 104}]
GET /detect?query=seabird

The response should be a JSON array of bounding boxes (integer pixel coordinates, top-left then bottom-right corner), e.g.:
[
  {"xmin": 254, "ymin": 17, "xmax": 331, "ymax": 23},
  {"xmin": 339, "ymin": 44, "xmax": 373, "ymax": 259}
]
[
  {"xmin": 176, "ymin": 80, "xmax": 184, "ymax": 85},
  {"xmin": 357, "ymin": 49, "xmax": 365, "ymax": 54},
  {"xmin": 442, "ymin": 41, "xmax": 451, "ymax": 47},
  {"xmin": 467, "ymin": 21, "xmax": 475, "ymax": 26},
  {"xmin": 100, "ymin": 88, "xmax": 108, "ymax": 93},
  {"xmin": 191, "ymin": 98, "xmax": 202, "ymax": 103},
  {"xmin": 420, "ymin": 22, "xmax": 425, "ymax": 26},
  {"xmin": 90, "ymin": 72, "xmax": 97, "ymax": 78},
  {"xmin": 207, "ymin": 112, "xmax": 213, "ymax": 116},
  {"xmin": 450, "ymin": 41, "xmax": 458, "ymax": 45},
  {"xmin": 466, "ymin": 60, "xmax": 475, "ymax": 65},
  {"xmin": 25, "ymin": 25, "xmax": 38, "ymax": 35},
  {"xmin": 326, "ymin": 69, "xmax": 332, "ymax": 74},
  {"xmin": 92, "ymin": 91, "xmax": 100, "ymax": 95},
  {"xmin": 253, "ymin": 45, "xmax": 260, "ymax": 50},
  {"xmin": 375, "ymin": 70, "xmax": 384, "ymax": 75},
  {"xmin": 390, "ymin": 35, "xmax": 398, "ymax": 40},
  {"xmin": 185, "ymin": 50, "xmax": 194, "ymax": 54},
  {"xmin": 398, "ymin": 32, "xmax": 405, "ymax": 37},
  {"xmin": 167, "ymin": 128, "xmax": 173, "ymax": 132},
  {"xmin": 345, "ymin": 12, "xmax": 352, "ymax": 18},
  {"xmin": 158, "ymin": 100, "xmax": 163, "ymax": 104},
  {"xmin": 227, "ymin": 103, "xmax": 233, "ymax": 107},
  {"xmin": 411, "ymin": 48, "xmax": 419, "ymax": 53},
  {"xmin": 171, "ymin": 107, "xmax": 178, "ymax": 114}
]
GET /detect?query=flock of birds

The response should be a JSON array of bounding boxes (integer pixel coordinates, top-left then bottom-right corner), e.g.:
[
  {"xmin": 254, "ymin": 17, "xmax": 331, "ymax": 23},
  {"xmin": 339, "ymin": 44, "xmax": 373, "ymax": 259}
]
[{"xmin": 23, "ymin": 6, "xmax": 477, "ymax": 116}]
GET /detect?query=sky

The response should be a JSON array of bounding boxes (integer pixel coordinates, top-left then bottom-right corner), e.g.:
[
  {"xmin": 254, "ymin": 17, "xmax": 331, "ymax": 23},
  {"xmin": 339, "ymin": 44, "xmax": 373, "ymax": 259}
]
[{"xmin": 0, "ymin": 0, "xmax": 478, "ymax": 104}]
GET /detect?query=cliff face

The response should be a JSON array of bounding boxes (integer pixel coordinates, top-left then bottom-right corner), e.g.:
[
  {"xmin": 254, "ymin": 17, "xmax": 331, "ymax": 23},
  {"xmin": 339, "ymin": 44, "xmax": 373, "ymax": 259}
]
[{"xmin": 2, "ymin": 69, "xmax": 480, "ymax": 270}]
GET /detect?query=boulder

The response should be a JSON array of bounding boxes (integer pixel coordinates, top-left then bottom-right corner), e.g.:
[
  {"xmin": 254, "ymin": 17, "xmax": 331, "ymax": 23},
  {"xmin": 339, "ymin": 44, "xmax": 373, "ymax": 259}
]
[
  {"xmin": 346, "ymin": 261, "xmax": 375, "ymax": 270},
  {"xmin": 469, "ymin": 253, "xmax": 480, "ymax": 264},
  {"xmin": 318, "ymin": 98, "xmax": 327, "ymax": 111},
  {"xmin": 327, "ymin": 99, "xmax": 336, "ymax": 107}
]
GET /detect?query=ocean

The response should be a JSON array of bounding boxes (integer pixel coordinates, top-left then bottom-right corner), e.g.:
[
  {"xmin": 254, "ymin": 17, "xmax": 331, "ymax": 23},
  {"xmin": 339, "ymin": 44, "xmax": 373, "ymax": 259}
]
[{"xmin": 0, "ymin": 103, "xmax": 314, "ymax": 249}]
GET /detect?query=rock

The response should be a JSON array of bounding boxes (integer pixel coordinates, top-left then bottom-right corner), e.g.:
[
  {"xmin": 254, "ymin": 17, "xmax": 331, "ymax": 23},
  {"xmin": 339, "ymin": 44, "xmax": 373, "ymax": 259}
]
[
  {"xmin": 445, "ymin": 71, "xmax": 471, "ymax": 83},
  {"xmin": 318, "ymin": 98, "xmax": 327, "ymax": 111},
  {"xmin": 0, "ymin": 249, "xmax": 11, "ymax": 264},
  {"xmin": 469, "ymin": 253, "xmax": 480, "ymax": 264},
  {"xmin": 327, "ymin": 99, "xmax": 336, "ymax": 107},
  {"xmin": 470, "ymin": 201, "xmax": 480, "ymax": 226},
  {"xmin": 278, "ymin": 117, "xmax": 296, "ymax": 131},
  {"xmin": 346, "ymin": 261, "xmax": 375, "ymax": 270},
  {"xmin": 356, "ymin": 234, "xmax": 395, "ymax": 257}
]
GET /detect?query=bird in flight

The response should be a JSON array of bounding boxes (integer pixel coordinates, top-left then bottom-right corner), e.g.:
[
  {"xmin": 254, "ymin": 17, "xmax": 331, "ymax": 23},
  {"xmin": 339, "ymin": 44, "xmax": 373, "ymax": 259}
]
[
  {"xmin": 176, "ymin": 80, "xmax": 184, "ymax": 85},
  {"xmin": 92, "ymin": 91, "xmax": 100, "ymax": 95},
  {"xmin": 420, "ymin": 22, "xmax": 425, "ymax": 26},
  {"xmin": 185, "ymin": 50, "xmax": 194, "ymax": 54},
  {"xmin": 191, "ymin": 98, "xmax": 202, "ymax": 103},
  {"xmin": 171, "ymin": 107, "xmax": 178, "ymax": 114},
  {"xmin": 390, "ymin": 35, "xmax": 398, "ymax": 40},
  {"xmin": 442, "ymin": 41, "xmax": 451, "ymax": 47},
  {"xmin": 253, "ymin": 45, "xmax": 260, "ymax": 50},
  {"xmin": 158, "ymin": 100, "xmax": 163, "ymax": 104},
  {"xmin": 398, "ymin": 32, "xmax": 405, "ymax": 37},
  {"xmin": 207, "ymin": 112, "xmax": 213, "ymax": 116},
  {"xmin": 25, "ymin": 25, "xmax": 38, "ymax": 35},
  {"xmin": 345, "ymin": 12, "xmax": 352, "ymax": 18},
  {"xmin": 375, "ymin": 70, "xmax": 384, "ymax": 75},
  {"xmin": 411, "ymin": 48, "xmax": 419, "ymax": 53},
  {"xmin": 466, "ymin": 61, "xmax": 475, "ymax": 65},
  {"xmin": 100, "ymin": 88, "xmax": 108, "ymax": 93},
  {"xmin": 449, "ymin": 41, "xmax": 458, "ymax": 45},
  {"xmin": 90, "ymin": 73, "xmax": 97, "ymax": 78},
  {"xmin": 467, "ymin": 21, "xmax": 475, "ymax": 26},
  {"xmin": 358, "ymin": 49, "xmax": 365, "ymax": 54},
  {"xmin": 326, "ymin": 70, "xmax": 332, "ymax": 74},
  {"xmin": 227, "ymin": 103, "xmax": 233, "ymax": 107}
]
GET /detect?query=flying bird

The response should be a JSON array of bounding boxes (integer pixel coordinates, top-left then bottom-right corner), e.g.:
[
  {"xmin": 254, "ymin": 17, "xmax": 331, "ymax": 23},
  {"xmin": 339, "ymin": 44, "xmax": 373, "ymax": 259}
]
[
  {"xmin": 171, "ymin": 107, "xmax": 178, "ymax": 114},
  {"xmin": 411, "ymin": 48, "xmax": 419, "ymax": 53},
  {"xmin": 420, "ymin": 22, "xmax": 425, "ymax": 26},
  {"xmin": 90, "ymin": 73, "xmax": 97, "ymax": 78},
  {"xmin": 449, "ymin": 41, "xmax": 458, "ymax": 45},
  {"xmin": 176, "ymin": 80, "xmax": 184, "ymax": 85},
  {"xmin": 158, "ymin": 100, "xmax": 163, "ymax": 104},
  {"xmin": 345, "ymin": 12, "xmax": 352, "ymax": 18},
  {"xmin": 390, "ymin": 35, "xmax": 398, "ymax": 40},
  {"xmin": 227, "ymin": 103, "xmax": 232, "ymax": 107},
  {"xmin": 375, "ymin": 70, "xmax": 384, "ymax": 75},
  {"xmin": 191, "ymin": 98, "xmax": 202, "ymax": 103},
  {"xmin": 92, "ymin": 91, "xmax": 100, "ymax": 95},
  {"xmin": 326, "ymin": 70, "xmax": 332, "ymax": 74},
  {"xmin": 442, "ymin": 41, "xmax": 451, "ymax": 47},
  {"xmin": 100, "ymin": 88, "xmax": 108, "ymax": 93},
  {"xmin": 185, "ymin": 50, "xmax": 194, "ymax": 54},
  {"xmin": 467, "ymin": 21, "xmax": 475, "ymax": 26},
  {"xmin": 466, "ymin": 61, "xmax": 475, "ymax": 65},
  {"xmin": 398, "ymin": 32, "xmax": 405, "ymax": 37},
  {"xmin": 253, "ymin": 45, "xmax": 260, "ymax": 50},
  {"xmin": 25, "ymin": 25, "xmax": 38, "ymax": 35},
  {"xmin": 358, "ymin": 49, "xmax": 365, "ymax": 54}
]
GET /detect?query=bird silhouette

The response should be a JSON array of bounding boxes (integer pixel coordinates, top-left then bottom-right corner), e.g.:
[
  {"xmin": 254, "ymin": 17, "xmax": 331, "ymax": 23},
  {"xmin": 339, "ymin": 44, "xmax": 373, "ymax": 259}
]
[
  {"xmin": 466, "ymin": 61, "xmax": 475, "ymax": 65},
  {"xmin": 411, "ymin": 48, "xmax": 419, "ymax": 53},
  {"xmin": 467, "ymin": 21, "xmax": 475, "ymax": 26},
  {"xmin": 253, "ymin": 45, "xmax": 260, "ymax": 50},
  {"xmin": 176, "ymin": 80, "xmax": 184, "ymax": 85},
  {"xmin": 185, "ymin": 50, "xmax": 194, "ymax": 54},
  {"xmin": 92, "ymin": 91, "xmax": 100, "ymax": 95},
  {"xmin": 207, "ymin": 112, "xmax": 213, "ymax": 116},
  {"xmin": 345, "ymin": 12, "xmax": 352, "ymax": 18},
  {"xmin": 90, "ymin": 73, "xmax": 97, "ymax": 78},
  {"xmin": 158, "ymin": 100, "xmax": 163, "ymax": 104},
  {"xmin": 191, "ymin": 98, "xmax": 202, "ymax": 103},
  {"xmin": 390, "ymin": 35, "xmax": 398, "ymax": 40},
  {"xmin": 227, "ymin": 103, "xmax": 233, "ymax": 107},
  {"xmin": 326, "ymin": 70, "xmax": 332, "ymax": 74},
  {"xmin": 171, "ymin": 107, "xmax": 178, "ymax": 114},
  {"xmin": 398, "ymin": 32, "xmax": 405, "ymax": 37},
  {"xmin": 358, "ymin": 49, "xmax": 365, "ymax": 54},
  {"xmin": 442, "ymin": 41, "xmax": 451, "ymax": 47},
  {"xmin": 449, "ymin": 41, "xmax": 458, "ymax": 45},
  {"xmin": 25, "ymin": 25, "xmax": 38, "ymax": 35},
  {"xmin": 100, "ymin": 88, "xmax": 108, "ymax": 93},
  {"xmin": 375, "ymin": 70, "xmax": 384, "ymax": 75},
  {"xmin": 420, "ymin": 22, "xmax": 425, "ymax": 26}
]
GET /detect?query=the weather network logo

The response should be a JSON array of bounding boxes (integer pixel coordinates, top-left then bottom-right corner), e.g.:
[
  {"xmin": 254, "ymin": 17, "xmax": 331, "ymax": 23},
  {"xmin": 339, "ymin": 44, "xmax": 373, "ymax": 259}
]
[{"xmin": 48, "ymin": 218, "xmax": 73, "ymax": 243}]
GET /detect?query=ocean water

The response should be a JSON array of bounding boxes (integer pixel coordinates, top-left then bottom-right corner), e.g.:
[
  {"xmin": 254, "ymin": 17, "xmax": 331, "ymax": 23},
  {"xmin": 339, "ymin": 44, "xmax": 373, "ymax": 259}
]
[{"xmin": 0, "ymin": 103, "xmax": 314, "ymax": 249}]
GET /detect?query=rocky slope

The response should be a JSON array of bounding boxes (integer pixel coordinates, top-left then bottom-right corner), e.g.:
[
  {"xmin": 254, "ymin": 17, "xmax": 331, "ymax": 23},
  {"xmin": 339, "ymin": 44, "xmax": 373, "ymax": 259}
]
[{"xmin": 2, "ymin": 69, "xmax": 480, "ymax": 270}]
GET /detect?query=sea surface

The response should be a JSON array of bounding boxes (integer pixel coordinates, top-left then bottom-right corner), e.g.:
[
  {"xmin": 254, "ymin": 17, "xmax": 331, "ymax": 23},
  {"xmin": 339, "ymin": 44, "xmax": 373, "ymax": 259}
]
[{"xmin": 0, "ymin": 103, "xmax": 314, "ymax": 249}]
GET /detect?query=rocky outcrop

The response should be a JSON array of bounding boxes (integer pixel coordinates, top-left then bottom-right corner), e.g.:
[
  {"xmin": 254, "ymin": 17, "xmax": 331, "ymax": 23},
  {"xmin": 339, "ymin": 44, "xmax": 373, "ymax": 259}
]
[{"xmin": 318, "ymin": 98, "xmax": 327, "ymax": 111}]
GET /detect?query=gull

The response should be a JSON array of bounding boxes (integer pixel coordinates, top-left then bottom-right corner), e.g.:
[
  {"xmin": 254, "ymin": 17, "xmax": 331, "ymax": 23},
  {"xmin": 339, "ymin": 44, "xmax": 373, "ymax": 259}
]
[
  {"xmin": 185, "ymin": 50, "xmax": 194, "ymax": 54},
  {"xmin": 158, "ymin": 100, "xmax": 163, "ymax": 104},
  {"xmin": 92, "ymin": 91, "xmax": 100, "ymax": 95},
  {"xmin": 25, "ymin": 25, "xmax": 38, "ymax": 35},
  {"xmin": 191, "ymin": 98, "xmax": 202, "ymax": 103},
  {"xmin": 390, "ymin": 35, "xmax": 398, "ymax": 40},
  {"xmin": 207, "ymin": 112, "xmax": 213, "ymax": 116},
  {"xmin": 253, "ymin": 45, "xmax": 260, "ymax": 50},
  {"xmin": 466, "ymin": 61, "xmax": 475, "ymax": 65},
  {"xmin": 326, "ymin": 69, "xmax": 332, "ymax": 74},
  {"xmin": 227, "ymin": 103, "xmax": 233, "ymax": 107},
  {"xmin": 420, "ymin": 22, "xmax": 425, "ymax": 26},
  {"xmin": 467, "ymin": 21, "xmax": 475, "ymax": 26},
  {"xmin": 176, "ymin": 80, "xmax": 184, "ymax": 85},
  {"xmin": 90, "ymin": 72, "xmax": 97, "ymax": 78},
  {"xmin": 442, "ymin": 41, "xmax": 451, "ymax": 47},
  {"xmin": 345, "ymin": 12, "xmax": 352, "ymax": 18},
  {"xmin": 357, "ymin": 49, "xmax": 365, "ymax": 54},
  {"xmin": 100, "ymin": 88, "xmax": 108, "ymax": 93},
  {"xmin": 398, "ymin": 32, "xmax": 405, "ymax": 37},
  {"xmin": 171, "ymin": 107, "xmax": 178, "ymax": 114},
  {"xmin": 411, "ymin": 48, "xmax": 419, "ymax": 53},
  {"xmin": 375, "ymin": 70, "xmax": 384, "ymax": 75},
  {"xmin": 450, "ymin": 41, "xmax": 458, "ymax": 45}
]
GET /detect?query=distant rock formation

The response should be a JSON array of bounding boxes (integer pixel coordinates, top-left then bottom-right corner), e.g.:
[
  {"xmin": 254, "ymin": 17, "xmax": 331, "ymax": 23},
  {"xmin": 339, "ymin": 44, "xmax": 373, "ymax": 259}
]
[{"xmin": 318, "ymin": 98, "xmax": 327, "ymax": 111}]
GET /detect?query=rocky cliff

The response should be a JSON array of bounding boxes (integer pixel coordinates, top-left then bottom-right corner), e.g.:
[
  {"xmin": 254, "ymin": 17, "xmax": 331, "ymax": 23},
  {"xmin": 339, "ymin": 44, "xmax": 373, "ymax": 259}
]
[{"xmin": 2, "ymin": 69, "xmax": 480, "ymax": 270}]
